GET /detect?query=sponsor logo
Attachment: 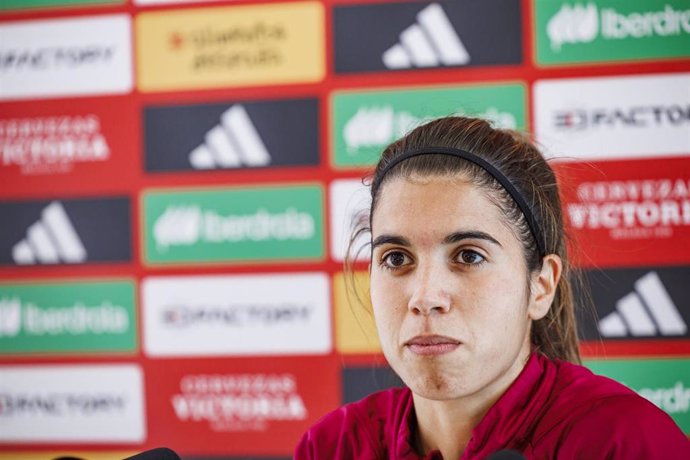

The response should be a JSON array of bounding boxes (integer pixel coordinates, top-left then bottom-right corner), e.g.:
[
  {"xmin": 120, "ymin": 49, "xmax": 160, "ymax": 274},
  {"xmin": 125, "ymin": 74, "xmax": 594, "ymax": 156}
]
[
  {"xmin": 189, "ymin": 105, "xmax": 270, "ymax": 169},
  {"xmin": 345, "ymin": 106, "xmax": 516, "ymax": 155},
  {"xmin": 332, "ymin": 84, "xmax": 525, "ymax": 167},
  {"xmin": 143, "ymin": 186, "xmax": 323, "ymax": 264},
  {"xmin": 0, "ymin": 115, "xmax": 110, "ymax": 176},
  {"xmin": 0, "ymin": 365, "xmax": 144, "ymax": 442},
  {"xmin": 535, "ymin": 0, "xmax": 690, "ymax": 65},
  {"xmin": 0, "ymin": 15, "xmax": 132, "ymax": 100},
  {"xmin": 548, "ymin": 2, "xmax": 690, "ymax": 50},
  {"xmin": 171, "ymin": 373, "xmax": 307, "ymax": 432},
  {"xmin": 586, "ymin": 358, "xmax": 690, "ymax": 431},
  {"xmin": 333, "ymin": 272, "xmax": 380, "ymax": 355},
  {"xmin": 567, "ymin": 178, "xmax": 690, "ymax": 240},
  {"xmin": 144, "ymin": 98, "xmax": 318, "ymax": 173},
  {"xmin": 534, "ymin": 73, "xmax": 690, "ymax": 160},
  {"xmin": 333, "ymin": 0, "xmax": 521, "ymax": 74},
  {"xmin": 598, "ymin": 272, "xmax": 687, "ymax": 338},
  {"xmin": 1, "ymin": 0, "xmax": 122, "ymax": 11},
  {"xmin": 153, "ymin": 206, "xmax": 314, "ymax": 250},
  {"xmin": 145, "ymin": 357, "xmax": 339, "ymax": 453},
  {"xmin": 382, "ymin": 3, "xmax": 470, "ymax": 69},
  {"xmin": 0, "ymin": 281, "xmax": 135, "ymax": 354},
  {"xmin": 11, "ymin": 202, "xmax": 86, "ymax": 265},
  {"xmin": 142, "ymin": 273, "xmax": 330, "ymax": 356},
  {"xmin": 136, "ymin": 2, "xmax": 324, "ymax": 92},
  {"xmin": 578, "ymin": 266, "xmax": 689, "ymax": 341},
  {"xmin": 554, "ymin": 105, "xmax": 690, "ymax": 131},
  {"xmin": 0, "ymin": 197, "xmax": 132, "ymax": 266}
]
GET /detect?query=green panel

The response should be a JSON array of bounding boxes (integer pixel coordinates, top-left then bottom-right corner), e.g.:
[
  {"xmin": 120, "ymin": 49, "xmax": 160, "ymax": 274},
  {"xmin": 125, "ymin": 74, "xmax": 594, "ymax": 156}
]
[
  {"xmin": 0, "ymin": 280, "xmax": 136, "ymax": 354},
  {"xmin": 0, "ymin": 0, "xmax": 122, "ymax": 11},
  {"xmin": 535, "ymin": 0, "xmax": 690, "ymax": 65},
  {"xmin": 332, "ymin": 83, "xmax": 526, "ymax": 168},
  {"xmin": 586, "ymin": 358, "xmax": 690, "ymax": 433},
  {"xmin": 143, "ymin": 185, "xmax": 324, "ymax": 264}
]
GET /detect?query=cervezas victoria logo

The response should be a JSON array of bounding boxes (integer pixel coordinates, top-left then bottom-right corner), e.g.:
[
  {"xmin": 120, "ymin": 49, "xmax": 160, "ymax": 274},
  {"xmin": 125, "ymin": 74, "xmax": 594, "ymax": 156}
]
[
  {"xmin": 171, "ymin": 373, "xmax": 307, "ymax": 432},
  {"xmin": 568, "ymin": 178, "xmax": 690, "ymax": 240},
  {"xmin": 0, "ymin": 115, "xmax": 110, "ymax": 175}
]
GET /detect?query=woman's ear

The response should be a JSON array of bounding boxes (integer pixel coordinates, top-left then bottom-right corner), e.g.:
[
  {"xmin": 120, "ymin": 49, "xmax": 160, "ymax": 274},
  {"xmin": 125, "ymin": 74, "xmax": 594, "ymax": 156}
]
[{"xmin": 528, "ymin": 254, "xmax": 562, "ymax": 321}]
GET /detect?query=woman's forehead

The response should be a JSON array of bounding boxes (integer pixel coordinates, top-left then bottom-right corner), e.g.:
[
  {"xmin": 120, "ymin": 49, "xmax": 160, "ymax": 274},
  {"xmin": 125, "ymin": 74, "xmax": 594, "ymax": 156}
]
[{"xmin": 371, "ymin": 175, "xmax": 506, "ymax": 234}]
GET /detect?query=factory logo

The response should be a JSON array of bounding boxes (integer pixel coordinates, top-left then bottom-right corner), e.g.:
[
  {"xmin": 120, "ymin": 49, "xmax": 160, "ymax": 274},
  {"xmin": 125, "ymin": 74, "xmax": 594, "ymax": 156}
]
[{"xmin": 0, "ymin": 15, "xmax": 132, "ymax": 100}]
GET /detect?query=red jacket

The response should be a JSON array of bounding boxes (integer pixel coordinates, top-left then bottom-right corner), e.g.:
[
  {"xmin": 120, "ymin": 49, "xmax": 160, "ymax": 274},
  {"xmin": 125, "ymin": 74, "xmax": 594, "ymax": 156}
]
[{"xmin": 295, "ymin": 352, "xmax": 690, "ymax": 459}]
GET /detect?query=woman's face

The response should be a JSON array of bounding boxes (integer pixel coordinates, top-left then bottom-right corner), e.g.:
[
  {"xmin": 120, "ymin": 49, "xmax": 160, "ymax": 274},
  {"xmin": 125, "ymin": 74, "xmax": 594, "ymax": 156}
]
[{"xmin": 370, "ymin": 174, "xmax": 545, "ymax": 403}]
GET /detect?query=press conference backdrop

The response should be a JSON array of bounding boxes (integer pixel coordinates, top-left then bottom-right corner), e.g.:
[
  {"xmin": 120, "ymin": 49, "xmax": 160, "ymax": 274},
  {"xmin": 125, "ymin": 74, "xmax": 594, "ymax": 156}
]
[{"xmin": 0, "ymin": 0, "xmax": 689, "ymax": 458}]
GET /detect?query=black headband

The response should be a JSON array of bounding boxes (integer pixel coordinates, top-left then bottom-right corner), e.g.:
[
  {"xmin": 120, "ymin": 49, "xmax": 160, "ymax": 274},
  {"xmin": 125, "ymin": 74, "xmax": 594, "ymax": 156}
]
[{"xmin": 374, "ymin": 147, "xmax": 546, "ymax": 257}]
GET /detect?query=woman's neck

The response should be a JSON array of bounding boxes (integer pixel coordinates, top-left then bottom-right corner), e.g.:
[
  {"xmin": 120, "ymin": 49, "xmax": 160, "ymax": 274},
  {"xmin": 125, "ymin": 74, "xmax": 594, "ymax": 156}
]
[
  {"xmin": 412, "ymin": 393, "xmax": 490, "ymax": 460},
  {"xmin": 410, "ymin": 349, "xmax": 531, "ymax": 459}
]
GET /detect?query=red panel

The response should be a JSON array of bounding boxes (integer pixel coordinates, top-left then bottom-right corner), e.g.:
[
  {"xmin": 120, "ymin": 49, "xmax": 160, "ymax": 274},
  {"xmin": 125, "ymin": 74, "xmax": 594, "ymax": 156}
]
[
  {"xmin": 556, "ymin": 157, "xmax": 690, "ymax": 269},
  {"xmin": 144, "ymin": 355, "xmax": 340, "ymax": 456},
  {"xmin": 0, "ymin": 96, "xmax": 139, "ymax": 199}
]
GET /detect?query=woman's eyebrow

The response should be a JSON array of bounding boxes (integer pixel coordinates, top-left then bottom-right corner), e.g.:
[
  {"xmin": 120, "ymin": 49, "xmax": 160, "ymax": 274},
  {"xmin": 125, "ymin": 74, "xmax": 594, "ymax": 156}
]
[
  {"xmin": 443, "ymin": 231, "xmax": 502, "ymax": 247},
  {"xmin": 372, "ymin": 234, "xmax": 410, "ymax": 249}
]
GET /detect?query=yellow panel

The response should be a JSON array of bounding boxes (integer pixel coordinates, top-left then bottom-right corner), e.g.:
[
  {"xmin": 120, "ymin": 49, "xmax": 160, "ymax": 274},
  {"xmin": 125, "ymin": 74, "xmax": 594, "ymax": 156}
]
[
  {"xmin": 136, "ymin": 1, "xmax": 325, "ymax": 91},
  {"xmin": 334, "ymin": 271, "xmax": 381, "ymax": 354},
  {"xmin": 0, "ymin": 452, "xmax": 137, "ymax": 460}
]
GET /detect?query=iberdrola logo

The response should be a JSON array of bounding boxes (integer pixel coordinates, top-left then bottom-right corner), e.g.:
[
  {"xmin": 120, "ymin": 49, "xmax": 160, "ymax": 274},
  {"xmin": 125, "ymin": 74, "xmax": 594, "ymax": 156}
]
[{"xmin": 547, "ymin": 3, "xmax": 598, "ymax": 51}]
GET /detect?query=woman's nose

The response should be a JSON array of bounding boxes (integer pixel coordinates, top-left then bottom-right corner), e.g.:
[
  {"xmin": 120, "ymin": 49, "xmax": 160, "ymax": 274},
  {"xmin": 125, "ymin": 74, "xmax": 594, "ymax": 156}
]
[{"xmin": 407, "ymin": 262, "xmax": 452, "ymax": 315}]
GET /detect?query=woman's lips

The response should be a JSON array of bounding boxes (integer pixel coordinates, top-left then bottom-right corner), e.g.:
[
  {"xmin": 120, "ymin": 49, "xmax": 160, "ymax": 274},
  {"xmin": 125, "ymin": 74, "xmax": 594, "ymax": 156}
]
[{"xmin": 405, "ymin": 335, "xmax": 461, "ymax": 356}]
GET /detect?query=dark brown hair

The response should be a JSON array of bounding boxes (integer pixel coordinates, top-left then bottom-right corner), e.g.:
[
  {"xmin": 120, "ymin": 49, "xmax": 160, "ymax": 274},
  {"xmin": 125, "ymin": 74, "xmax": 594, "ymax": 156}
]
[{"xmin": 348, "ymin": 116, "xmax": 581, "ymax": 364}]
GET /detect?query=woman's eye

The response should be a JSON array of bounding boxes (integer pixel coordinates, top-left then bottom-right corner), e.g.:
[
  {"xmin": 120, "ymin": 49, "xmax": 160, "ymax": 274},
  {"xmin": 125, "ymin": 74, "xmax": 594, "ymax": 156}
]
[
  {"xmin": 381, "ymin": 251, "xmax": 410, "ymax": 269},
  {"xmin": 456, "ymin": 250, "xmax": 485, "ymax": 265}
]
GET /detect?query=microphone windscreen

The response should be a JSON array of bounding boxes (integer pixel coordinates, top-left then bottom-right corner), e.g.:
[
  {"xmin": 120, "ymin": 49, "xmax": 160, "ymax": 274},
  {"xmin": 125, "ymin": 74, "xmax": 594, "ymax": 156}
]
[
  {"xmin": 486, "ymin": 449, "xmax": 526, "ymax": 460},
  {"xmin": 123, "ymin": 447, "xmax": 181, "ymax": 460}
]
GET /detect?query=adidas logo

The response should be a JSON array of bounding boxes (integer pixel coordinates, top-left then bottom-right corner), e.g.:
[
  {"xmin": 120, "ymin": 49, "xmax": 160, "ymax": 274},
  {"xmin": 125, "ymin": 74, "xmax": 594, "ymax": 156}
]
[
  {"xmin": 598, "ymin": 271, "xmax": 687, "ymax": 338},
  {"xmin": 382, "ymin": 3, "xmax": 470, "ymax": 69},
  {"xmin": 188, "ymin": 104, "xmax": 271, "ymax": 169},
  {"xmin": 12, "ymin": 201, "xmax": 87, "ymax": 265}
]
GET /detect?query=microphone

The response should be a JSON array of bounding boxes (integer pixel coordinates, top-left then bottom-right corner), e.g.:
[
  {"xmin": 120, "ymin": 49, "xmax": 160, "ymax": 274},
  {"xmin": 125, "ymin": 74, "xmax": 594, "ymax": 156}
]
[
  {"xmin": 486, "ymin": 450, "xmax": 526, "ymax": 460},
  {"xmin": 124, "ymin": 448, "xmax": 181, "ymax": 460}
]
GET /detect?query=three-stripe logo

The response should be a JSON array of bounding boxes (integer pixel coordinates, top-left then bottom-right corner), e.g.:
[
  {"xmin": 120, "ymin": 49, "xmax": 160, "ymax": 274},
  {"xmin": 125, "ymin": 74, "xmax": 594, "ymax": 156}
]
[
  {"xmin": 598, "ymin": 271, "xmax": 687, "ymax": 338},
  {"xmin": 382, "ymin": 3, "xmax": 470, "ymax": 69},
  {"xmin": 12, "ymin": 201, "xmax": 87, "ymax": 265},
  {"xmin": 188, "ymin": 104, "xmax": 271, "ymax": 169}
]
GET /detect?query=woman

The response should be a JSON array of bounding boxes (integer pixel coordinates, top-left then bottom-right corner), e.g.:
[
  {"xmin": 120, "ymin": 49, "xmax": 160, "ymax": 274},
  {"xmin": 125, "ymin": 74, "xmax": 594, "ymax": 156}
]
[{"xmin": 296, "ymin": 117, "xmax": 690, "ymax": 459}]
